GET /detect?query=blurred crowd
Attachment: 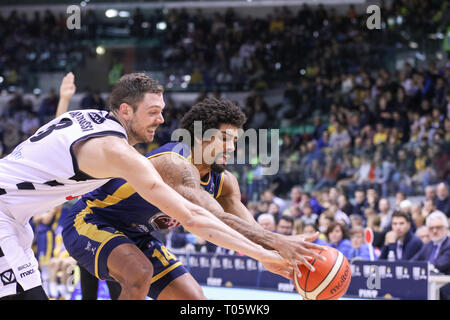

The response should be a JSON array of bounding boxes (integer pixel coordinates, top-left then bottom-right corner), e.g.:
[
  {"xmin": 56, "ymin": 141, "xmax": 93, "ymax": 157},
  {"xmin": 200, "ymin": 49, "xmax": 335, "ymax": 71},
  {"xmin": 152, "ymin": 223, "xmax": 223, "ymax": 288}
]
[
  {"xmin": 0, "ymin": 1, "xmax": 448, "ymax": 91},
  {"xmin": 0, "ymin": 0, "xmax": 449, "ymax": 299}
]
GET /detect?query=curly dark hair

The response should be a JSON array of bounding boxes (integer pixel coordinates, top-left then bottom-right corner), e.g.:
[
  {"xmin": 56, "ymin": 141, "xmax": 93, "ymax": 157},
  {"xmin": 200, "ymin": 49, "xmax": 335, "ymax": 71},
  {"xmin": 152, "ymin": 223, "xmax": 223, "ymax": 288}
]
[{"xmin": 180, "ymin": 97, "xmax": 247, "ymax": 146}]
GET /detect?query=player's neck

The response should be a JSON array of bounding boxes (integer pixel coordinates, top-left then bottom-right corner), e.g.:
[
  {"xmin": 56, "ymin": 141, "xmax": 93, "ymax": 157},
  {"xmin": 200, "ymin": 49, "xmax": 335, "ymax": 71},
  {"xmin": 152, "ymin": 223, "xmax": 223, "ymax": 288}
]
[
  {"xmin": 194, "ymin": 163, "xmax": 211, "ymax": 182},
  {"xmin": 110, "ymin": 111, "xmax": 138, "ymax": 146}
]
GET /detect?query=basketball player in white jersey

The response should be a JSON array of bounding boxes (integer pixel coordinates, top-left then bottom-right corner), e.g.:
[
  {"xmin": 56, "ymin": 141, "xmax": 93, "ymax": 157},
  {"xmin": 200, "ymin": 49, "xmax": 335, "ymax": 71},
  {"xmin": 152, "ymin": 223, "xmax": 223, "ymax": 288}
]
[{"xmin": 0, "ymin": 73, "xmax": 293, "ymax": 299}]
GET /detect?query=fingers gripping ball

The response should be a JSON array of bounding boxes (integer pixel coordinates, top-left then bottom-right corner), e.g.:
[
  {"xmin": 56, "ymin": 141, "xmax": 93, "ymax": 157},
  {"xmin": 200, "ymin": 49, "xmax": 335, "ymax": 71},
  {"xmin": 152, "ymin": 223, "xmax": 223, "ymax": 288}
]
[{"xmin": 294, "ymin": 247, "xmax": 351, "ymax": 300}]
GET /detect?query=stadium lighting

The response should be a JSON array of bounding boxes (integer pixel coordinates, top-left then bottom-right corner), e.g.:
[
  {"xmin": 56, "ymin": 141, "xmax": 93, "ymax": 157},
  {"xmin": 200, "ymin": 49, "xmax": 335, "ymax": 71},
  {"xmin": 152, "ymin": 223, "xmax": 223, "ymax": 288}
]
[
  {"xmin": 105, "ymin": 9, "xmax": 118, "ymax": 18},
  {"xmin": 119, "ymin": 11, "xmax": 130, "ymax": 18},
  {"xmin": 409, "ymin": 41, "xmax": 418, "ymax": 49},
  {"xmin": 96, "ymin": 45, "xmax": 106, "ymax": 55},
  {"xmin": 0, "ymin": 76, "xmax": 3, "ymax": 84},
  {"xmin": 156, "ymin": 22, "xmax": 167, "ymax": 31}
]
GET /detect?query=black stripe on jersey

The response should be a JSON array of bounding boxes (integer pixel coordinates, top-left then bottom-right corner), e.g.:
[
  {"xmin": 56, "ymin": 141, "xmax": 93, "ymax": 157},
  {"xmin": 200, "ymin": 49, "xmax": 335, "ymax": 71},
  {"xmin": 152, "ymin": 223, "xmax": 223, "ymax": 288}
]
[
  {"xmin": 44, "ymin": 180, "xmax": 65, "ymax": 186},
  {"xmin": 16, "ymin": 182, "xmax": 35, "ymax": 190},
  {"xmin": 0, "ymin": 247, "xmax": 3, "ymax": 257},
  {"xmin": 69, "ymin": 130, "xmax": 127, "ymax": 181},
  {"xmin": 0, "ymin": 188, "xmax": 6, "ymax": 195}
]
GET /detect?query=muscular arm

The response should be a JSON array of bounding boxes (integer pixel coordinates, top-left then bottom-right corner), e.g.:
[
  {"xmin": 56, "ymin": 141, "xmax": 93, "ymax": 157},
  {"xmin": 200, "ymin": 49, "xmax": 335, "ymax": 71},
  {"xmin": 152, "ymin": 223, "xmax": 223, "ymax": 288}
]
[
  {"xmin": 73, "ymin": 137, "xmax": 291, "ymax": 277},
  {"xmin": 150, "ymin": 155, "xmax": 323, "ymax": 274},
  {"xmin": 217, "ymin": 171, "xmax": 326, "ymax": 272},
  {"xmin": 150, "ymin": 155, "xmax": 274, "ymax": 247}
]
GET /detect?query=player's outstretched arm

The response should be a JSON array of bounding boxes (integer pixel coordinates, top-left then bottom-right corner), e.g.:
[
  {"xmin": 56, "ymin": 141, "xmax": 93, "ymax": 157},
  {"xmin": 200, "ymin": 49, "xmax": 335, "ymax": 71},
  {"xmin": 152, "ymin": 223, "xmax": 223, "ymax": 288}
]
[
  {"xmin": 56, "ymin": 72, "xmax": 76, "ymax": 117},
  {"xmin": 73, "ymin": 136, "xmax": 292, "ymax": 278},
  {"xmin": 149, "ymin": 153, "xmax": 319, "ymax": 277}
]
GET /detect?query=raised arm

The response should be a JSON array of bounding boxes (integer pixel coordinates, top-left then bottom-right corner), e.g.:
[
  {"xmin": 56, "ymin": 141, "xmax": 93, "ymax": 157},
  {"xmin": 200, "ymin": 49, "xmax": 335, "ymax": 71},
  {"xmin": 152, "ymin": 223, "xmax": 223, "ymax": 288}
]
[
  {"xmin": 73, "ymin": 136, "xmax": 292, "ymax": 278},
  {"xmin": 56, "ymin": 72, "xmax": 76, "ymax": 117}
]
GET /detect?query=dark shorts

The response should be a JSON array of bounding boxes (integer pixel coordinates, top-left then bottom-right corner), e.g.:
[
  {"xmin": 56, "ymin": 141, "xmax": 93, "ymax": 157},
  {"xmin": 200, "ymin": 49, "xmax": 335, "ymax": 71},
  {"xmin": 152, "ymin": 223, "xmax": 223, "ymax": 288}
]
[{"xmin": 62, "ymin": 204, "xmax": 188, "ymax": 299}]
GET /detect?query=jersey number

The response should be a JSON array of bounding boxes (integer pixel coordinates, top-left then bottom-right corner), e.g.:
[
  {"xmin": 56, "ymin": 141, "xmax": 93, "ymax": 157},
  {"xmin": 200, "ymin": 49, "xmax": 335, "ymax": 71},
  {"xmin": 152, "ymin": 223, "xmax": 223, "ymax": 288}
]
[{"xmin": 30, "ymin": 118, "xmax": 73, "ymax": 142}]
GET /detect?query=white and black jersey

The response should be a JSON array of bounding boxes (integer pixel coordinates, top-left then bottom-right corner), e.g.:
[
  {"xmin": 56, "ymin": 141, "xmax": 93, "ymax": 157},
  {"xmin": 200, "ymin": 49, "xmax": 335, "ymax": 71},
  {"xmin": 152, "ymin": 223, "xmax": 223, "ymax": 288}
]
[{"xmin": 0, "ymin": 109, "xmax": 128, "ymax": 225}]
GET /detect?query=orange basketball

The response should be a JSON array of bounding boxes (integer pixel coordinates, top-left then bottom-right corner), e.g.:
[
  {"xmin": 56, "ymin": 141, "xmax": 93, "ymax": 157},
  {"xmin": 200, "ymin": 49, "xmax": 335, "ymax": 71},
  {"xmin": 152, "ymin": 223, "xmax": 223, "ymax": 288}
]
[{"xmin": 294, "ymin": 246, "xmax": 351, "ymax": 300}]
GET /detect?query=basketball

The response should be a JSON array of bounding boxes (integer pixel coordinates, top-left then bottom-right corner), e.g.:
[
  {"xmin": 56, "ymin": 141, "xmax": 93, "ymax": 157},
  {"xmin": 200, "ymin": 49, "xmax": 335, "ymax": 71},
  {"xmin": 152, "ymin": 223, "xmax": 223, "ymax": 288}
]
[{"xmin": 294, "ymin": 247, "xmax": 351, "ymax": 300}]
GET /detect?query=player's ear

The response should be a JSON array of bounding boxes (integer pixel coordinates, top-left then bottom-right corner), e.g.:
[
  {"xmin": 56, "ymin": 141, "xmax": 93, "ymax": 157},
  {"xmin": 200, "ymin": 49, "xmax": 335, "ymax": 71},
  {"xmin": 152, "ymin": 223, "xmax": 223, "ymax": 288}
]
[{"xmin": 119, "ymin": 103, "xmax": 134, "ymax": 120}]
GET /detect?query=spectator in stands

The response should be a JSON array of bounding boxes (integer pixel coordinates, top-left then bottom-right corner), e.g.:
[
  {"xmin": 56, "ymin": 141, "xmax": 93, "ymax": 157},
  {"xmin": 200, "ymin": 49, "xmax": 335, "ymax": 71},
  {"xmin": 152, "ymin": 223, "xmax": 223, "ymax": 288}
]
[
  {"xmin": 349, "ymin": 214, "xmax": 364, "ymax": 231},
  {"xmin": 318, "ymin": 211, "xmax": 334, "ymax": 241},
  {"xmin": 421, "ymin": 198, "xmax": 435, "ymax": 218},
  {"xmin": 380, "ymin": 211, "xmax": 423, "ymax": 261},
  {"xmin": 312, "ymin": 155, "xmax": 341, "ymax": 191},
  {"xmin": 287, "ymin": 186, "xmax": 302, "ymax": 207},
  {"xmin": 351, "ymin": 189, "xmax": 367, "ymax": 216},
  {"xmin": 80, "ymin": 87, "xmax": 95, "ymax": 109},
  {"xmin": 378, "ymin": 198, "xmax": 393, "ymax": 230},
  {"xmin": 415, "ymin": 226, "xmax": 430, "ymax": 244},
  {"xmin": 20, "ymin": 109, "xmax": 38, "ymax": 133},
  {"xmin": 328, "ymin": 121, "xmax": 351, "ymax": 150},
  {"xmin": 38, "ymin": 88, "xmax": 58, "ymax": 122},
  {"xmin": 424, "ymin": 185, "xmax": 437, "ymax": 203},
  {"xmin": 411, "ymin": 211, "xmax": 450, "ymax": 299},
  {"xmin": 337, "ymin": 194, "xmax": 353, "ymax": 217},
  {"xmin": 299, "ymin": 203, "xmax": 318, "ymax": 226},
  {"xmin": 261, "ymin": 189, "xmax": 287, "ymax": 213},
  {"xmin": 257, "ymin": 213, "xmax": 276, "ymax": 232},
  {"xmin": 266, "ymin": 202, "xmax": 282, "ymax": 224},
  {"xmin": 300, "ymin": 192, "xmax": 324, "ymax": 215},
  {"xmin": 302, "ymin": 224, "xmax": 328, "ymax": 246},
  {"xmin": 411, "ymin": 203, "xmax": 426, "ymax": 228},
  {"xmin": 435, "ymin": 182, "xmax": 450, "ymax": 217},
  {"xmin": 325, "ymin": 222, "xmax": 353, "ymax": 259},
  {"xmin": 349, "ymin": 226, "xmax": 373, "ymax": 260},
  {"xmin": 276, "ymin": 215, "xmax": 294, "ymax": 236},
  {"xmin": 2, "ymin": 122, "xmax": 22, "ymax": 154}
]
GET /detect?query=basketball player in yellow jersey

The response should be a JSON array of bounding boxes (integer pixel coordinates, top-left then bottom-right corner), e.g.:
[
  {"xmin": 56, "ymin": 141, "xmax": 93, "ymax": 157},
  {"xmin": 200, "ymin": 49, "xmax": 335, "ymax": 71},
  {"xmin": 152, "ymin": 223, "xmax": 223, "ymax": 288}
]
[
  {"xmin": 62, "ymin": 96, "xmax": 326, "ymax": 299},
  {"xmin": 167, "ymin": 98, "xmax": 326, "ymax": 273},
  {"xmin": 0, "ymin": 73, "xmax": 293, "ymax": 299}
]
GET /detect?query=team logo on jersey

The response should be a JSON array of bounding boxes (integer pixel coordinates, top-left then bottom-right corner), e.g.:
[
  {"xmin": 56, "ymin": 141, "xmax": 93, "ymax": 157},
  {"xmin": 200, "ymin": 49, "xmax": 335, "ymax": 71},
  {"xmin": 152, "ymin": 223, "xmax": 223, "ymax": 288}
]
[
  {"xmin": 0, "ymin": 269, "xmax": 16, "ymax": 285},
  {"xmin": 148, "ymin": 213, "xmax": 181, "ymax": 231},
  {"xmin": 88, "ymin": 112, "xmax": 106, "ymax": 124}
]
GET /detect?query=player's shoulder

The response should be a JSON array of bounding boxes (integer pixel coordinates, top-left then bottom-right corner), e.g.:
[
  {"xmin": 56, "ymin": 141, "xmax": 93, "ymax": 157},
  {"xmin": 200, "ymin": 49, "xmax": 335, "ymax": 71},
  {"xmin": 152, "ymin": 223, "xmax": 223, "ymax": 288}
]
[
  {"xmin": 146, "ymin": 141, "xmax": 191, "ymax": 160},
  {"xmin": 218, "ymin": 170, "xmax": 240, "ymax": 196}
]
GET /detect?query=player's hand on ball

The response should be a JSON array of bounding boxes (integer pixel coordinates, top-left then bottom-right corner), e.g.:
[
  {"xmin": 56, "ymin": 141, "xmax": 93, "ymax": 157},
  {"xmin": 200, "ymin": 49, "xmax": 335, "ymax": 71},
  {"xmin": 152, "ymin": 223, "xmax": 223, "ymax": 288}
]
[
  {"xmin": 60, "ymin": 72, "xmax": 76, "ymax": 100},
  {"xmin": 274, "ymin": 232, "xmax": 327, "ymax": 278},
  {"xmin": 259, "ymin": 250, "xmax": 294, "ymax": 280}
]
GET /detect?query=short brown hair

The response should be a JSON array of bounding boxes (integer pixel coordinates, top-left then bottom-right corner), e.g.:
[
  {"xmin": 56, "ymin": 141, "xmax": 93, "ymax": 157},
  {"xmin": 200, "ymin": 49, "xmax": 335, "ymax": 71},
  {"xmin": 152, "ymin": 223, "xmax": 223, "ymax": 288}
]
[{"xmin": 108, "ymin": 73, "xmax": 163, "ymax": 111}]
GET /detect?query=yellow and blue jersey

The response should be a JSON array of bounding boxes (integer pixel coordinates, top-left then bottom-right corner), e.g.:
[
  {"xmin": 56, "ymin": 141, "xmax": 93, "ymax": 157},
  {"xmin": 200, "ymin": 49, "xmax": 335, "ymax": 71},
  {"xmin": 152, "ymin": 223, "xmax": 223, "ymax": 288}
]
[
  {"xmin": 62, "ymin": 142, "xmax": 226, "ymax": 294},
  {"xmin": 67, "ymin": 142, "xmax": 225, "ymax": 246}
]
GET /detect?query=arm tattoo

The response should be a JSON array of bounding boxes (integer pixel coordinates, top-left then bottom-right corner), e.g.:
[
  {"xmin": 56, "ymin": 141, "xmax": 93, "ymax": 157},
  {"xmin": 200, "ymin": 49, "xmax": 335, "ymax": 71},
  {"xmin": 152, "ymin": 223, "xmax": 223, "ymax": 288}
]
[
  {"xmin": 218, "ymin": 213, "xmax": 276, "ymax": 250},
  {"xmin": 151, "ymin": 154, "xmax": 276, "ymax": 249}
]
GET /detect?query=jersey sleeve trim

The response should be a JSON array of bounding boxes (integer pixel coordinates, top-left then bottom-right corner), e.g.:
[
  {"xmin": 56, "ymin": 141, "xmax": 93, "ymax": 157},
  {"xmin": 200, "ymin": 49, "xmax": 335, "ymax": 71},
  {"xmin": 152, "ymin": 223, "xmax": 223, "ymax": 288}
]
[{"xmin": 215, "ymin": 172, "xmax": 225, "ymax": 199}]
